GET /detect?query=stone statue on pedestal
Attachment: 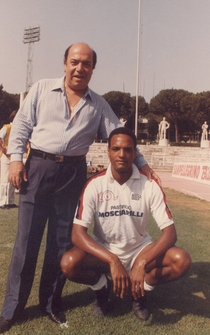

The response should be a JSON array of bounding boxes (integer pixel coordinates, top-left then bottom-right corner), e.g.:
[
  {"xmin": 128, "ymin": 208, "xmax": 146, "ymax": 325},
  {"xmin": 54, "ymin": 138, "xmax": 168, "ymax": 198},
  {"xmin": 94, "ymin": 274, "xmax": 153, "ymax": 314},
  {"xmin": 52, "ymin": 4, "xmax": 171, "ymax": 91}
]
[
  {"xmin": 200, "ymin": 121, "xmax": 209, "ymax": 148},
  {"xmin": 201, "ymin": 121, "xmax": 208, "ymax": 141},
  {"xmin": 159, "ymin": 117, "xmax": 170, "ymax": 140},
  {"xmin": 158, "ymin": 117, "xmax": 170, "ymax": 146}
]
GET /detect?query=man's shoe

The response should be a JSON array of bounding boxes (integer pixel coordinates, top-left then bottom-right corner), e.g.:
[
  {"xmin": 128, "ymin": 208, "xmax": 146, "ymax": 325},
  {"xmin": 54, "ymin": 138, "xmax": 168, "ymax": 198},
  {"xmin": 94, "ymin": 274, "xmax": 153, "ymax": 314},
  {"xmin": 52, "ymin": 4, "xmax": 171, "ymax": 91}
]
[
  {"xmin": 2, "ymin": 204, "xmax": 18, "ymax": 209},
  {"xmin": 132, "ymin": 295, "xmax": 150, "ymax": 321},
  {"xmin": 48, "ymin": 311, "xmax": 68, "ymax": 328},
  {"xmin": 0, "ymin": 316, "xmax": 12, "ymax": 333},
  {"xmin": 0, "ymin": 206, "xmax": 7, "ymax": 210},
  {"xmin": 7, "ymin": 204, "xmax": 18, "ymax": 208},
  {"xmin": 93, "ymin": 280, "xmax": 111, "ymax": 316}
]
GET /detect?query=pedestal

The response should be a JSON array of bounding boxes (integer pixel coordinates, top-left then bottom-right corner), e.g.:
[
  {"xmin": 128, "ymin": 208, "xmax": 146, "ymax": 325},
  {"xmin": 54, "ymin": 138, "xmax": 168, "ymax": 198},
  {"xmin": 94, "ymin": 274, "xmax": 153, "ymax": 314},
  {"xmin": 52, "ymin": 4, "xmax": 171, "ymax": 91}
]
[
  {"xmin": 159, "ymin": 139, "xmax": 169, "ymax": 147},
  {"xmin": 200, "ymin": 140, "xmax": 210, "ymax": 148}
]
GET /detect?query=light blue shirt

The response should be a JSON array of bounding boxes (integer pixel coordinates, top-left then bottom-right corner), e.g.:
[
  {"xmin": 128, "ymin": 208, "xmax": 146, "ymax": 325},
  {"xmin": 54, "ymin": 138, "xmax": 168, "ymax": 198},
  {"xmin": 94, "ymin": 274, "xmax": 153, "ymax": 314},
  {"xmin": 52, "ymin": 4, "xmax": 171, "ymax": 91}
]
[{"xmin": 8, "ymin": 77, "xmax": 147, "ymax": 168}]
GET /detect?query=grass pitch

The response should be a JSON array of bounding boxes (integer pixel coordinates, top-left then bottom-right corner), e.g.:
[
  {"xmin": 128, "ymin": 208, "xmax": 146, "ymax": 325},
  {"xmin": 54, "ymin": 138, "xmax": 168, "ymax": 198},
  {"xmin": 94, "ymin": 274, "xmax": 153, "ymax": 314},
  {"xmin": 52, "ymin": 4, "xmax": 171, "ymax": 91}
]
[{"xmin": 0, "ymin": 189, "xmax": 209, "ymax": 335}]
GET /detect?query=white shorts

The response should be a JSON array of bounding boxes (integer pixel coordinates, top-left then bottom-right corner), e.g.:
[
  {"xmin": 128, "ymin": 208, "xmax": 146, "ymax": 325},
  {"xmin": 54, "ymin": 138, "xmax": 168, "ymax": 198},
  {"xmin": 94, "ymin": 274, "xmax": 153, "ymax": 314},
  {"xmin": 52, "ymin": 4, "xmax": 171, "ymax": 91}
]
[
  {"xmin": 120, "ymin": 241, "xmax": 152, "ymax": 273},
  {"xmin": 95, "ymin": 236, "xmax": 152, "ymax": 273}
]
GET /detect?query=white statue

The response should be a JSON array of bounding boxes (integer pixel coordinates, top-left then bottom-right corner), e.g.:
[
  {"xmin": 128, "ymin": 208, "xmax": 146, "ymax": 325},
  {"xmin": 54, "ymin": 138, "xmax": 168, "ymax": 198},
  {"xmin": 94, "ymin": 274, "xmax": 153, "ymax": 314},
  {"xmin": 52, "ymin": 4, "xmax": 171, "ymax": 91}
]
[
  {"xmin": 158, "ymin": 117, "xmax": 170, "ymax": 140},
  {"xmin": 201, "ymin": 121, "xmax": 208, "ymax": 141}
]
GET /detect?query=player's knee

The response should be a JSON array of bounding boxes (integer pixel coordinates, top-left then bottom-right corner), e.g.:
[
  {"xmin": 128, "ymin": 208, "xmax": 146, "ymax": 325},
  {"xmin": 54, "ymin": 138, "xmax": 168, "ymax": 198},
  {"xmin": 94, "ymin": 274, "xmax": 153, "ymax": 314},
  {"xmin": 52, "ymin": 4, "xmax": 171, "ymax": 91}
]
[
  {"xmin": 173, "ymin": 249, "xmax": 191, "ymax": 277},
  {"xmin": 60, "ymin": 250, "xmax": 78, "ymax": 279}
]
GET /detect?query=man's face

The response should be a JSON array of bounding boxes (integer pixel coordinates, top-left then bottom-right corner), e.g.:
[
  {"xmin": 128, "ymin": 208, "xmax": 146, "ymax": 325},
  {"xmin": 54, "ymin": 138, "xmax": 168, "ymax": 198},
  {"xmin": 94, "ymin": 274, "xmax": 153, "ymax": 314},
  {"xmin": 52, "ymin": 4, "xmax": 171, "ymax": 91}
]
[
  {"xmin": 108, "ymin": 134, "xmax": 136, "ymax": 175},
  {"xmin": 64, "ymin": 43, "xmax": 94, "ymax": 92}
]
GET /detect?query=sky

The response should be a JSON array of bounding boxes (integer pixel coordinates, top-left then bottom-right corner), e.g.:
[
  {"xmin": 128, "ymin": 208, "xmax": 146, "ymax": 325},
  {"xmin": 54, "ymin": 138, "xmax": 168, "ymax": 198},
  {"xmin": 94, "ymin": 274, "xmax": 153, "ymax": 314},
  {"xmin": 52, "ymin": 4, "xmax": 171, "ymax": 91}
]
[{"xmin": 1, "ymin": 0, "xmax": 210, "ymax": 102}]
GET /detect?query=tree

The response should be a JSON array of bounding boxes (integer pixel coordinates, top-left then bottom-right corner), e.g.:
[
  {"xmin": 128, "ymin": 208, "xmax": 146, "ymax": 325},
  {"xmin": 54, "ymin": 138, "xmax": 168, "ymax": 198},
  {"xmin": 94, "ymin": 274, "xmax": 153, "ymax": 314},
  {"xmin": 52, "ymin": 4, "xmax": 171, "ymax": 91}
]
[
  {"xmin": 191, "ymin": 91, "xmax": 210, "ymax": 126},
  {"xmin": 0, "ymin": 85, "xmax": 19, "ymax": 128},
  {"xmin": 149, "ymin": 89, "xmax": 193, "ymax": 142},
  {"xmin": 129, "ymin": 96, "xmax": 148, "ymax": 117},
  {"xmin": 125, "ymin": 96, "xmax": 148, "ymax": 135},
  {"xmin": 102, "ymin": 91, "xmax": 131, "ymax": 121}
]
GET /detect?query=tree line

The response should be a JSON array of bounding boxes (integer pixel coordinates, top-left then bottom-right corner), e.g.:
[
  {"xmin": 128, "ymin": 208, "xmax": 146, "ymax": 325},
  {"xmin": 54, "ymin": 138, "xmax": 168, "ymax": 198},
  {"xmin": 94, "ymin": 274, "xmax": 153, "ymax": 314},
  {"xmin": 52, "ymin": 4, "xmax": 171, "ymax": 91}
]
[
  {"xmin": 1, "ymin": 84, "xmax": 210, "ymax": 143},
  {"xmin": 0, "ymin": 85, "xmax": 19, "ymax": 128},
  {"xmin": 103, "ymin": 89, "xmax": 210, "ymax": 143}
]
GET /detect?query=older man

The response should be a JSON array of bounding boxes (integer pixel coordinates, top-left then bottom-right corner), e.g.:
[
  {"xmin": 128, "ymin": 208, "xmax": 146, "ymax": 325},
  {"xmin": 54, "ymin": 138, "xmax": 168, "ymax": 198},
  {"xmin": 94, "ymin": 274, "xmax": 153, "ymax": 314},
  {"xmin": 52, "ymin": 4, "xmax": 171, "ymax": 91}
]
[{"xmin": 0, "ymin": 43, "xmax": 157, "ymax": 333}]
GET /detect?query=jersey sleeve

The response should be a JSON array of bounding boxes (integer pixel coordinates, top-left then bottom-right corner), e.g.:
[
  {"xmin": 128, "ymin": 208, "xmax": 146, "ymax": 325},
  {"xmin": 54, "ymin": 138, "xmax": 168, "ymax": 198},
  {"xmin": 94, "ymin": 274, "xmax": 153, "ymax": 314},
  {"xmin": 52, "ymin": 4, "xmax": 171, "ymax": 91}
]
[
  {"xmin": 73, "ymin": 178, "xmax": 96, "ymax": 229},
  {"xmin": 149, "ymin": 180, "xmax": 174, "ymax": 230}
]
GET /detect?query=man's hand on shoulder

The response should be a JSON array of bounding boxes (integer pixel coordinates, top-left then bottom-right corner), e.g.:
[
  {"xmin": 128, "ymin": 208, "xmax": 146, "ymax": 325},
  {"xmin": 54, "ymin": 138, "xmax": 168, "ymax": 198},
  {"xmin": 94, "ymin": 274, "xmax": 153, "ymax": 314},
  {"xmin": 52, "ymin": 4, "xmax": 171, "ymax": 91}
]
[{"xmin": 140, "ymin": 164, "xmax": 162, "ymax": 186}]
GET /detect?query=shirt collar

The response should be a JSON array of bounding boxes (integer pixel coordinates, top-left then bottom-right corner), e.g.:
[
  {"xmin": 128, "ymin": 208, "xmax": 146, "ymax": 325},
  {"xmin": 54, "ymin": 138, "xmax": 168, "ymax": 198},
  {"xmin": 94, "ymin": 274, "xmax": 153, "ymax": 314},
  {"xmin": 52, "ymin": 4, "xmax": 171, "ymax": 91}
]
[
  {"xmin": 85, "ymin": 87, "xmax": 94, "ymax": 101},
  {"xmin": 51, "ymin": 76, "xmax": 93, "ymax": 101},
  {"xmin": 51, "ymin": 77, "xmax": 65, "ymax": 91},
  {"xmin": 106, "ymin": 163, "xmax": 141, "ymax": 182}
]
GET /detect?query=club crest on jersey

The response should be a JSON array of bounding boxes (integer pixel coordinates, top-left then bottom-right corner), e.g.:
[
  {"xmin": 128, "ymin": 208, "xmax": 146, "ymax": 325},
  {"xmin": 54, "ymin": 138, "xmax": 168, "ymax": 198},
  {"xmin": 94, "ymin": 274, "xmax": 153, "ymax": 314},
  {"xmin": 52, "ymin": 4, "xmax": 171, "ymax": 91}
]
[
  {"xmin": 131, "ymin": 193, "xmax": 141, "ymax": 200},
  {"xmin": 98, "ymin": 190, "xmax": 118, "ymax": 202}
]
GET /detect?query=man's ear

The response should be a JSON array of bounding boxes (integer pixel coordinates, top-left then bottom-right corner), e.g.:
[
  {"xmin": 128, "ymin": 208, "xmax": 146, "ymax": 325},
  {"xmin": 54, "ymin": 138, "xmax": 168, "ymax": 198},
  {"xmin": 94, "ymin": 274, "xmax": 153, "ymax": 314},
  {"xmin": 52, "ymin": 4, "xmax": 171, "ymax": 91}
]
[
  {"xmin": 63, "ymin": 60, "xmax": 67, "ymax": 71},
  {"xmin": 107, "ymin": 147, "xmax": 110, "ymax": 159}
]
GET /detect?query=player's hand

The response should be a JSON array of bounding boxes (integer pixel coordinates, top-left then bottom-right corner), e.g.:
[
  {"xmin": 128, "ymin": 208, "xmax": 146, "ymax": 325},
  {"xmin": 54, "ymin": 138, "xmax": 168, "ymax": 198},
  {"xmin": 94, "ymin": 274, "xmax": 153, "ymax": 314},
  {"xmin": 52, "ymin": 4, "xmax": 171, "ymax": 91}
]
[
  {"xmin": 9, "ymin": 161, "xmax": 28, "ymax": 190},
  {"xmin": 109, "ymin": 258, "xmax": 130, "ymax": 299},
  {"xmin": 130, "ymin": 260, "xmax": 146, "ymax": 300}
]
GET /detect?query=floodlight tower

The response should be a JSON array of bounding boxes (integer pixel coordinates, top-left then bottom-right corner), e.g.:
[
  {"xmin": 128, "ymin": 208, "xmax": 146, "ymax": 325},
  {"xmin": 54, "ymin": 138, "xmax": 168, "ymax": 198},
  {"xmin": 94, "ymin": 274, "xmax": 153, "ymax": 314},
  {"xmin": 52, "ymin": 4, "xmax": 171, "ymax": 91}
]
[{"xmin": 23, "ymin": 26, "xmax": 40, "ymax": 93}]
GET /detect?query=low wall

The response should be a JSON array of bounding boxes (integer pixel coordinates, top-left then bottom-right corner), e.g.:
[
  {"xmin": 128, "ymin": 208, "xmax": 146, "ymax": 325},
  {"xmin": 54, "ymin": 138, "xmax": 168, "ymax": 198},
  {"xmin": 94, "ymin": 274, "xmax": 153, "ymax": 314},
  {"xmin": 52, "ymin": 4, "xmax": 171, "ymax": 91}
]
[
  {"xmin": 87, "ymin": 142, "xmax": 210, "ymax": 171},
  {"xmin": 172, "ymin": 162, "xmax": 210, "ymax": 185}
]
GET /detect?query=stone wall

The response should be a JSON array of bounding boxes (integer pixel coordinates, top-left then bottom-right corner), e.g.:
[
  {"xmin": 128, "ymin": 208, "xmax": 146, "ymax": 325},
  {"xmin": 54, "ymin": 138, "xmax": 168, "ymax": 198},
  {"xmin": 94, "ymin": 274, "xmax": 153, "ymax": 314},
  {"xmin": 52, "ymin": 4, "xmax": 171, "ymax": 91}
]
[{"xmin": 87, "ymin": 142, "xmax": 210, "ymax": 171}]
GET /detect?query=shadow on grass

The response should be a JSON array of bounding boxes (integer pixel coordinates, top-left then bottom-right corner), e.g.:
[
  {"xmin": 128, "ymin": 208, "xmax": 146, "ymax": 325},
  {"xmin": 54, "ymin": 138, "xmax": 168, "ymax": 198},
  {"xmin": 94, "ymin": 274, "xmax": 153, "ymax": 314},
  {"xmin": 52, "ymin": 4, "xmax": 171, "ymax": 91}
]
[
  {"xmin": 16, "ymin": 286, "xmax": 95, "ymax": 323},
  {"xmin": 100, "ymin": 262, "xmax": 210, "ymax": 324},
  {"xmin": 148, "ymin": 261, "xmax": 210, "ymax": 324},
  {"xmin": 15, "ymin": 261, "xmax": 210, "ymax": 325}
]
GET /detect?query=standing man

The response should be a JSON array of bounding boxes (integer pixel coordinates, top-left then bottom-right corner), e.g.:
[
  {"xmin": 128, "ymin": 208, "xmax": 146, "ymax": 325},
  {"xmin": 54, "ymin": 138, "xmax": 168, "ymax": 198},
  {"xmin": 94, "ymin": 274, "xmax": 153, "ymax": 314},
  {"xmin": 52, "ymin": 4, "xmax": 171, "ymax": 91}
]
[
  {"xmin": 0, "ymin": 43, "xmax": 157, "ymax": 333},
  {"xmin": 0, "ymin": 111, "xmax": 18, "ymax": 209},
  {"xmin": 61, "ymin": 127, "xmax": 191, "ymax": 321}
]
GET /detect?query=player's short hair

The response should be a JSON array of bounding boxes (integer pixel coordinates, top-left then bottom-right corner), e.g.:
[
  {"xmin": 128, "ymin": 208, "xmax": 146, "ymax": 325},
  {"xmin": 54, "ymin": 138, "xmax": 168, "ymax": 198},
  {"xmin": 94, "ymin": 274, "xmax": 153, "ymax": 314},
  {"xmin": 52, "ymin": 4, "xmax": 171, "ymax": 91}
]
[{"xmin": 108, "ymin": 127, "xmax": 137, "ymax": 148}]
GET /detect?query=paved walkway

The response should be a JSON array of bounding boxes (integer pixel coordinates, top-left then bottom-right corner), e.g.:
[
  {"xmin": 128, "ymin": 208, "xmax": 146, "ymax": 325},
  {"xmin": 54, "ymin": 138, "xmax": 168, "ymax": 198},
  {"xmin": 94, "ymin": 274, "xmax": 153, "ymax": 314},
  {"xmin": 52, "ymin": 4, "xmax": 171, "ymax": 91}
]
[{"xmin": 158, "ymin": 171, "xmax": 210, "ymax": 202}]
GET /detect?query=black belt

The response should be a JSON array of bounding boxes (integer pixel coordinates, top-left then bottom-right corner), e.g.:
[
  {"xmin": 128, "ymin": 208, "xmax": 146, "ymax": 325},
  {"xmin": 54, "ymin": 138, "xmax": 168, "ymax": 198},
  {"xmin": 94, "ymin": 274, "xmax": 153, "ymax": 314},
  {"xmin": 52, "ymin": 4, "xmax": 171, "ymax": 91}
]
[{"xmin": 30, "ymin": 148, "xmax": 85, "ymax": 163}]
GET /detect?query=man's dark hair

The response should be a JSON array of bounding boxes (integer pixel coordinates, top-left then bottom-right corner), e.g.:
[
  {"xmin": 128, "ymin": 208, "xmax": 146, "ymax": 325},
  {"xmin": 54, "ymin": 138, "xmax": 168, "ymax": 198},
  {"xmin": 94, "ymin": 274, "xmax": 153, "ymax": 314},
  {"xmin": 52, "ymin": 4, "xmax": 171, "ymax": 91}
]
[
  {"xmin": 108, "ymin": 127, "xmax": 137, "ymax": 148},
  {"xmin": 64, "ymin": 44, "xmax": 97, "ymax": 69}
]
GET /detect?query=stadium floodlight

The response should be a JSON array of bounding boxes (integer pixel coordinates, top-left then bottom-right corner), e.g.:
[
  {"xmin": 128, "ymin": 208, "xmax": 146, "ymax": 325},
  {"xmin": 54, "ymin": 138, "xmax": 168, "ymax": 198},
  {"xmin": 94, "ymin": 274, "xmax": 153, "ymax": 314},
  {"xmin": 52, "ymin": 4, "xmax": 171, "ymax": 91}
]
[{"xmin": 23, "ymin": 26, "xmax": 40, "ymax": 93}]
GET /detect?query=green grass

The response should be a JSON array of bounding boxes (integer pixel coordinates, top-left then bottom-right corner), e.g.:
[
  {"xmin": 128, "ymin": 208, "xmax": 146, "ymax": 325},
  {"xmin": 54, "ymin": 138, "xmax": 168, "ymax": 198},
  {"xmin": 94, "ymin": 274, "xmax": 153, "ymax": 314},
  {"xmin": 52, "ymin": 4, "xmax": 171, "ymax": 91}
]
[{"xmin": 0, "ymin": 190, "xmax": 210, "ymax": 335}]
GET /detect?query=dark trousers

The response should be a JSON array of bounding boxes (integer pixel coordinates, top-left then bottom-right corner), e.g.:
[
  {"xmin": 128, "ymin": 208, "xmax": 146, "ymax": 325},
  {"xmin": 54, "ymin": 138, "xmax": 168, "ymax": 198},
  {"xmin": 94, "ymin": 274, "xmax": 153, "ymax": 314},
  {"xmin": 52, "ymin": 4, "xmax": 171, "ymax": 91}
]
[{"xmin": 1, "ymin": 154, "xmax": 87, "ymax": 320}]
